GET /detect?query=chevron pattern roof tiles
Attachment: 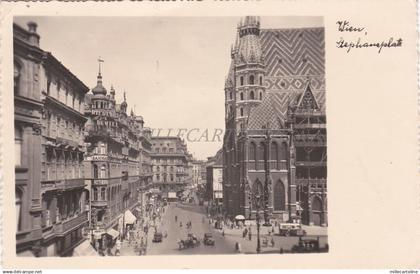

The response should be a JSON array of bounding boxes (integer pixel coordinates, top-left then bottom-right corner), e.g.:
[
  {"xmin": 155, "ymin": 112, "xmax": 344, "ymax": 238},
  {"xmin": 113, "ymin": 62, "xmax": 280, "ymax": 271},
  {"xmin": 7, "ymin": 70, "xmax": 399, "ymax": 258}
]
[
  {"xmin": 260, "ymin": 28, "xmax": 325, "ymax": 77},
  {"xmin": 232, "ymin": 26, "xmax": 325, "ymax": 131}
]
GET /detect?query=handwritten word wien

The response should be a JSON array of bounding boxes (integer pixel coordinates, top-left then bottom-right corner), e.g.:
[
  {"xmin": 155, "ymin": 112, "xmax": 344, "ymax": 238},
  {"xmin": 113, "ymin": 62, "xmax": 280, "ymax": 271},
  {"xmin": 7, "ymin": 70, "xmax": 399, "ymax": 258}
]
[{"xmin": 336, "ymin": 20, "xmax": 402, "ymax": 53}]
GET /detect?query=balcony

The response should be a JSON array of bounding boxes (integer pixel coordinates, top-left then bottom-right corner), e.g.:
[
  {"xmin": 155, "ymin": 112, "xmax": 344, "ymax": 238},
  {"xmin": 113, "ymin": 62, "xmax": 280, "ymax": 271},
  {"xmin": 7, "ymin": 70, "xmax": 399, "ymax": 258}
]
[
  {"xmin": 54, "ymin": 211, "xmax": 88, "ymax": 236},
  {"xmin": 91, "ymin": 200, "xmax": 108, "ymax": 207},
  {"xmin": 56, "ymin": 178, "xmax": 85, "ymax": 190}
]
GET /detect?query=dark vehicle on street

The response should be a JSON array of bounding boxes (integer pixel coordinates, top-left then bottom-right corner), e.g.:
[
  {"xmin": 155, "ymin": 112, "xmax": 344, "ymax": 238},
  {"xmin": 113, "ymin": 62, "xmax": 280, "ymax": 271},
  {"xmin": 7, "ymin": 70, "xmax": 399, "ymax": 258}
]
[
  {"xmin": 178, "ymin": 233, "xmax": 200, "ymax": 250},
  {"xmin": 203, "ymin": 233, "xmax": 215, "ymax": 246},
  {"xmin": 279, "ymin": 223, "xmax": 307, "ymax": 237},
  {"xmin": 291, "ymin": 237, "xmax": 328, "ymax": 253},
  {"xmin": 153, "ymin": 232, "xmax": 163, "ymax": 243}
]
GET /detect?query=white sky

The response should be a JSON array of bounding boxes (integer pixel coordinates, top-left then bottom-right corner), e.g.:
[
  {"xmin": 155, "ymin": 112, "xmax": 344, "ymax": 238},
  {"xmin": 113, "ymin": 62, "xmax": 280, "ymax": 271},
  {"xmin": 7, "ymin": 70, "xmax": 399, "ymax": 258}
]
[{"xmin": 14, "ymin": 16, "xmax": 323, "ymax": 160}]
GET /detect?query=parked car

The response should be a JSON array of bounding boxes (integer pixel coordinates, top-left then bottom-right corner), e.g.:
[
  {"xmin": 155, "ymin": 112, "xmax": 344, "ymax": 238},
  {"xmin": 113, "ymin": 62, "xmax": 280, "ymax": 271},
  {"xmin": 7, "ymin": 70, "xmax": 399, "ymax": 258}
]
[
  {"xmin": 291, "ymin": 237, "xmax": 328, "ymax": 253},
  {"xmin": 203, "ymin": 233, "xmax": 215, "ymax": 246},
  {"xmin": 279, "ymin": 223, "xmax": 306, "ymax": 237},
  {"xmin": 153, "ymin": 232, "xmax": 163, "ymax": 243}
]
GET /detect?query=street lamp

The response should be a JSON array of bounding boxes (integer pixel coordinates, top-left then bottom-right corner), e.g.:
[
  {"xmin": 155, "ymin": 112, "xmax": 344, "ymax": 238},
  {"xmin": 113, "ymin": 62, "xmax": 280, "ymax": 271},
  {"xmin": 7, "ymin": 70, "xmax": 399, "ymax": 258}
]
[{"xmin": 256, "ymin": 194, "xmax": 261, "ymax": 254}]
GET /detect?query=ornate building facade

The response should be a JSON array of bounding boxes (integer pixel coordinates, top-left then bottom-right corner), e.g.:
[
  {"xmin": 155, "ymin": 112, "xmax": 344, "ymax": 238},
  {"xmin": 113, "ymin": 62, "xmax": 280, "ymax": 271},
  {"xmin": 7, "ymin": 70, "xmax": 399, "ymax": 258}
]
[
  {"xmin": 14, "ymin": 22, "xmax": 90, "ymax": 256},
  {"xmin": 223, "ymin": 17, "xmax": 327, "ymax": 226},
  {"xmin": 151, "ymin": 137, "xmax": 190, "ymax": 201},
  {"xmin": 83, "ymin": 66, "xmax": 153, "ymax": 250}
]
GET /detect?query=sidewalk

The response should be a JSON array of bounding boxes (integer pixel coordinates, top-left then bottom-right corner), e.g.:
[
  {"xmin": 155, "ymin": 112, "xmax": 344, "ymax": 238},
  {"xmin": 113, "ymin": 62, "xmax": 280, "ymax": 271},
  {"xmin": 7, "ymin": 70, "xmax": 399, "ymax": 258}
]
[{"xmin": 215, "ymin": 223, "xmax": 328, "ymax": 254}]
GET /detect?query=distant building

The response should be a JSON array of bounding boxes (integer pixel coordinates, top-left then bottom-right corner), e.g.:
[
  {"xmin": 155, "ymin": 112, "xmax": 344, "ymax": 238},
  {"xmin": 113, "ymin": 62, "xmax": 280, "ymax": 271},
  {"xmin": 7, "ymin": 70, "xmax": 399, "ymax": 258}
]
[
  {"xmin": 206, "ymin": 149, "xmax": 223, "ymax": 207},
  {"xmin": 14, "ymin": 22, "xmax": 90, "ymax": 256},
  {"xmin": 223, "ymin": 17, "xmax": 327, "ymax": 226},
  {"xmin": 150, "ymin": 137, "xmax": 191, "ymax": 201}
]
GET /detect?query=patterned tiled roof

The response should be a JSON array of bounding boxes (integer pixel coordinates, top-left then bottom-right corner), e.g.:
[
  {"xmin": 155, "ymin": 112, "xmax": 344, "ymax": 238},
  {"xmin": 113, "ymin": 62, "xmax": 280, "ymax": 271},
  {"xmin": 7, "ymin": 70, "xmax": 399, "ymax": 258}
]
[{"xmin": 247, "ymin": 27, "xmax": 325, "ymax": 129}]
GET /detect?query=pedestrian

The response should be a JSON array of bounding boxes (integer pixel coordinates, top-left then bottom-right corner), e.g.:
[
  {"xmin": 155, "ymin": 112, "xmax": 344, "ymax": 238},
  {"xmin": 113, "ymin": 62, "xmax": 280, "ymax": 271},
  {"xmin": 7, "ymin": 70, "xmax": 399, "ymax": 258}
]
[
  {"xmin": 249, "ymin": 230, "xmax": 252, "ymax": 241},
  {"xmin": 271, "ymin": 236, "xmax": 275, "ymax": 247},
  {"xmin": 115, "ymin": 238, "xmax": 121, "ymax": 256},
  {"xmin": 222, "ymin": 229, "xmax": 225, "ymax": 237}
]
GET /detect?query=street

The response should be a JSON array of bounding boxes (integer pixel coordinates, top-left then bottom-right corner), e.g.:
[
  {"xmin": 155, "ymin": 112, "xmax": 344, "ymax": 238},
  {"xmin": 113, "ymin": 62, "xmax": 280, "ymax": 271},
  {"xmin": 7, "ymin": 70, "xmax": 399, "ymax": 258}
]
[
  {"xmin": 148, "ymin": 203, "xmax": 236, "ymax": 255},
  {"xmin": 116, "ymin": 201, "xmax": 328, "ymax": 256}
]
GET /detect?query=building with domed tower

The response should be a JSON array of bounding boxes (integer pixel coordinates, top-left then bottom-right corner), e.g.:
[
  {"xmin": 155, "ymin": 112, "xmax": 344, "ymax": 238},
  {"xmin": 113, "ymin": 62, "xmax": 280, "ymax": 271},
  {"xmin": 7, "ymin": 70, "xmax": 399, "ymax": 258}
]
[
  {"xmin": 83, "ymin": 62, "xmax": 153, "ymax": 251},
  {"xmin": 223, "ymin": 16, "xmax": 327, "ymax": 227}
]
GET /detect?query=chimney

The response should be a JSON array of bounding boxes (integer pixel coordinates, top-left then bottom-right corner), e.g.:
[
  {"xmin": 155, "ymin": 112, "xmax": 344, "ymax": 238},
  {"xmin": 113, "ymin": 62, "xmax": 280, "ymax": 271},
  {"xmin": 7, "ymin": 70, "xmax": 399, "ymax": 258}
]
[{"xmin": 27, "ymin": 21, "xmax": 40, "ymax": 47}]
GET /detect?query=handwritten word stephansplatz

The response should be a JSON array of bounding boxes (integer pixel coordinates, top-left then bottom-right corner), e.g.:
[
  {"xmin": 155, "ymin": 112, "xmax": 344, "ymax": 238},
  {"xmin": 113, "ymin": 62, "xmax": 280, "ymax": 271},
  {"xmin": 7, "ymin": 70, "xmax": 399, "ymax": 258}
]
[{"xmin": 336, "ymin": 20, "xmax": 403, "ymax": 53}]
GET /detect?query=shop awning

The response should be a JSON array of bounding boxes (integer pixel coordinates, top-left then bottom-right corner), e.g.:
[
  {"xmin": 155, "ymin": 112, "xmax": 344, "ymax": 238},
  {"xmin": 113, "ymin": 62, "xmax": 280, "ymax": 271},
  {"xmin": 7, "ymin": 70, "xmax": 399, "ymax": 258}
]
[
  {"xmin": 72, "ymin": 240, "xmax": 99, "ymax": 257},
  {"xmin": 124, "ymin": 210, "xmax": 137, "ymax": 225},
  {"xmin": 107, "ymin": 228, "xmax": 119, "ymax": 240}
]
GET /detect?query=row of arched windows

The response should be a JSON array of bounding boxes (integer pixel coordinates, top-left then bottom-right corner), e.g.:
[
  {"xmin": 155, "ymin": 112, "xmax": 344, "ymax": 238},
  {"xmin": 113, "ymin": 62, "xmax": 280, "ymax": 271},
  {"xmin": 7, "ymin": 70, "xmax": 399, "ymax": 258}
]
[
  {"xmin": 93, "ymin": 185, "xmax": 122, "ymax": 201},
  {"xmin": 248, "ymin": 141, "xmax": 287, "ymax": 170},
  {"xmin": 251, "ymin": 179, "xmax": 286, "ymax": 211},
  {"xmin": 239, "ymin": 90, "xmax": 263, "ymax": 101},
  {"xmin": 239, "ymin": 75, "xmax": 263, "ymax": 86}
]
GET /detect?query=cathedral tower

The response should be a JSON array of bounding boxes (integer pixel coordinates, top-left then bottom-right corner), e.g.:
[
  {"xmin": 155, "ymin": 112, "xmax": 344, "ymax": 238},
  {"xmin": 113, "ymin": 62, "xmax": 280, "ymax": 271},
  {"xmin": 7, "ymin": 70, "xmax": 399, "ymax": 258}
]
[{"xmin": 234, "ymin": 16, "xmax": 266, "ymax": 132}]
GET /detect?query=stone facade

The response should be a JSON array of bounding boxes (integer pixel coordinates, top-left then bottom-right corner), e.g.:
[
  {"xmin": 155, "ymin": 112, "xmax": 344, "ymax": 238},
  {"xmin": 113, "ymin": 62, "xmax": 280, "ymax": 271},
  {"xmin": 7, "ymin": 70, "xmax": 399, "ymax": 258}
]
[
  {"xmin": 150, "ymin": 137, "xmax": 191, "ymax": 201},
  {"xmin": 83, "ymin": 69, "xmax": 153, "ymax": 250},
  {"xmin": 14, "ymin": 22, "xmax": 90, "ymax": 256},
  {"xmin": 222, "ymin": 17, "xmax": 327, "ymax": 226}
]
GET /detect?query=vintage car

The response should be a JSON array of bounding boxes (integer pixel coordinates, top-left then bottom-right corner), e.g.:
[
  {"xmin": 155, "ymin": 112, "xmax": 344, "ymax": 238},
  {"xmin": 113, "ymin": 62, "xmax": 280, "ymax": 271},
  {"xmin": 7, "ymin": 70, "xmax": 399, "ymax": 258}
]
[
  {"xmin": 291, "ymin": 237, "xmax": 328, "ymax": 253},
  {"xmin": 279, "ymin": 223, "xmax": 307, "ymax": 237},
  {"xmin": 203, "ymin": 233, "xmax": 215, "ymax": 246},
  {"xmin": 178, "ymin": 233, "xmax": 200, "ymax": 250},
  {"xmin": 153, "ymin": 232, "xmax": 163, "ymax": 243}
]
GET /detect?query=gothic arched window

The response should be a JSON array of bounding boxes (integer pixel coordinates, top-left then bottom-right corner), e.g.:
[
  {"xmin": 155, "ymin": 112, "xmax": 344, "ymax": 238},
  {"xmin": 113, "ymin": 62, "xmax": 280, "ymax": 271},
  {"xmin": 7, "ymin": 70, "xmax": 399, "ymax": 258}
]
[
  {"xmin": 240, "ymin": 76, "xmax": 244, "ymax": 86},
  {"xmin": 250, "ymin": 90, "xmax": 255, "ymax": 100},
  {"xmin": 240, "ymin": 108, "xmax": 244, "ymax": 116},
  {"xmin": 249, "ymin": 75, "xmax": 255, "ymax": 85},
  {"xmin": 271, "ymin": 142, "xmax": 279, "ymax": 169},
  {"xmin": 259, "ymin": 76, "xmax": 263, "ymax": 86},
  {"xmin": 312, "ymin": 196, "xmax": 323, "ymax": 211},
  {"xmin": 273, "ymin": 180, "xmax": 286, "ymax": 211},
  {"xmin": 249, "ymin": 142, "xmax": 257, "ymax": 169},
  {"xmin": 259, "ymin": 92, "xmax": 263, "ymax": 100},
  {"xmin": 240, "ymin": 92, "xmax": 244, "ymax": 100},
  {"xmin": 229, "ymin": 91, "xmax": 232, "ymax": 100}
]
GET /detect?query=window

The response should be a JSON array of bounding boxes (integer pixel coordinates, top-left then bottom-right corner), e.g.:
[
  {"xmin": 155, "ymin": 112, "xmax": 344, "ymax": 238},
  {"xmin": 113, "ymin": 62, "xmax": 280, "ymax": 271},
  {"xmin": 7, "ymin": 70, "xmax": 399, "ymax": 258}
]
[
  {"xmin": 250, "ymin": 90, "xmax": 255, "ymax": 100},
  {"xmin": 280, "ymin": 142, "xmax": 287, "ymax": 160},
  {"xmin": 249, "ymin": 142, "xmax": 257, "ymax": 169},
  {"xmin": 240, "ymin": 92, "xmax": 244, "ymax": 100},
  {"xmin": 240, "ymin": 108, "xmax": 244, "ymax": 116},
  {"xmin": 93, "ymin": 164, "xmax": 98, "ymax": 179},
  {"xmin": 273, "ymin": 180, "xmax": 285, "ymax": 211},
  {"xmin": 259, "ymin": 76, "xmax": 263, "ymax": 86},
  {"xmin": 101, "ymin": 188, "xmax": 106, "ymax": 201},
  {"xmin": 271, "ymin": 142, "xmax": 279, "ymax": 169},
  {"xmin": 16, "ymin": 189, "xmax": 22, "ymax": 231},
  {"xmin": 14, "ymin": 62, "xmax": 21, "ymax": 95},
  {"xmin": 259, "ymin": 92, "xmax": 262, "ymax": 100},
  {"xmin": 240, "ymin": 76, "xmax": 244, "ymax": 86},
  {"xmin": 15, "ymin": 126, "xmax": 23, "ymax": 166},
  {"xmin": 229, "ymin": 92, "xmax": 232, "ymax": 100},
  {"xmin": 249, "ymin": 75, "xmax": 255, "ymax": 85},
  {"xmin": 93, "ymin": 188, "xmax": 98, "ymax": 201}
]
